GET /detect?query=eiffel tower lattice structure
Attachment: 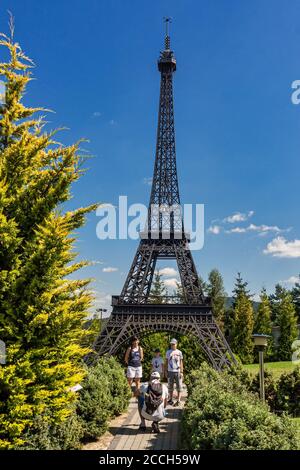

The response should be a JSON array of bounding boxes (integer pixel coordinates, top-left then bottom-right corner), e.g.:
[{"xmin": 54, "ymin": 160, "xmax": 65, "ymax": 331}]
[{"xmin": 93, "ymin": 21, "xmax": 236, "ymax": 371}]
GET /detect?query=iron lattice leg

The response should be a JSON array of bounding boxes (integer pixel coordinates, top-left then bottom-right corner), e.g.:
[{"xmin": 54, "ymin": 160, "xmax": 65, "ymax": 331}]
[
  {"xmin": 174, "ymin": 240, "xmax": 205, "ymax": 304},
  {"xmin": 119, "ymin": 241, "xmax": 157, "ymax": 304}
]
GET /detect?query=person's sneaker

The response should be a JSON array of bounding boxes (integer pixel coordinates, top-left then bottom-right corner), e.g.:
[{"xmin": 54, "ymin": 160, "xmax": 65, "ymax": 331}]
[
  {"xmin": 174, "ymin": 400, "xmax": 181, "ymax": 407},
  {"xmin": 151, "ymin": 422, "xmax": 160, "ymax": 434},
  {"xmin": 139, "ymin": 424, "xmax": 147, "ymax": 432},
  {"xmin": 167, "ymin": 399, "xmax": 174, "ymax": 406}
]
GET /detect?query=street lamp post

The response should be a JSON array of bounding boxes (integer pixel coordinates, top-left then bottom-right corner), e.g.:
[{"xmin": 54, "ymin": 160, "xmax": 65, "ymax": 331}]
[
  {"xmin": 252, "ymin": 334, "xmax": 271, "ymax": 403},
  {"xmin": 96, "ymin": 308, "xmax": 107, "ymax": 323}
]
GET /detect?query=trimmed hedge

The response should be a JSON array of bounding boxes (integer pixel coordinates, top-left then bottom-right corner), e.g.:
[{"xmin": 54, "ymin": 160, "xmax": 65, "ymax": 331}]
[
  {"xmin": 276, "ymin": 367, "xmax": 300, "ymax": 417},
  {"xmin": 77, "ymin": 357, "xmax": 131, "ymax": 441},
  {"xmin": 182, "ymin": 363, "xmax": 300, "ymax": 450},
  {"xmin": 18, "ymin": 409, "xmax": 83, "ymax": 450}
]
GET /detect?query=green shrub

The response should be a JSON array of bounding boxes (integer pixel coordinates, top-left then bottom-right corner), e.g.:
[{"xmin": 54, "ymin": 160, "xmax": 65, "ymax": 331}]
[
  {"xmin": 250, "ymin": 369, "xmax": 278, "ymax": 412},
  {"xmin": 19, "ymin": 410, "xmax": 83, "ymax": 450},
  {"xmin": 227, "ymin": 364, "xmax": 253, "ymax": 389},
  {"xmin": 99, "ymin": 356, "xmax": 132, "ymax": 416},
  {"xmin": 77, "ymin": 357, "xmax": 131, "ymax": 441},
  {"xmin": 182, "ymin": 363, "xmax": 300, "ymax": 450},
  {"xmin": 276, "ymin": 366, "xmax": 300, "ymax": 417}
]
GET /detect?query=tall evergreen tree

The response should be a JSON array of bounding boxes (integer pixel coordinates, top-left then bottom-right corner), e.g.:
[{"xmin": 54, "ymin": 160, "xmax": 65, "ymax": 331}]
[
  {"xmin": 272, "ymin": 285, "xmax": 298, "ymax": 361},
  {"xmin": 206, "ymin": 269, "xmax": 226, "ymax": 329},
  {"xmin": 224, "ymin": 272, "xmax": 250, "ymax": 336},
  {"xmin": 254, "ymin": 288, "xmax": 274, "ymax": 359},
  {"xmin": 232, "ymin": 272, "xmax": 251, "ymax": 307},
  {"xmin": 149, "ymin": 272, "xmax": 167, "ymax": 303},
  {"xmin": 0, "ymin": 30, "xmax": 96, "ymax": 448},
  {"xmin": 291, "ymin": 276, "xmax": 300, "ymax": 322},
  {"xmin": 269, "ymin": 284, "xmax": 287, "ymax": 322},
  {"xmin": 230, "ymin": 273, "xmax": 254, "ymax": 364}
]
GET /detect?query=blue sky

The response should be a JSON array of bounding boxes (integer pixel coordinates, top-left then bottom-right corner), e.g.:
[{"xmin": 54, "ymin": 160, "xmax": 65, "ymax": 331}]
[{"xmin": 1, "ymin": 0, "xmax": 300, "ymax": 313}]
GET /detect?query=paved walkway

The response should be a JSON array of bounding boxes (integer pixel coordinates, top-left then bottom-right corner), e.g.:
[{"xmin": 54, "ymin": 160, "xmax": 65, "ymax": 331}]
[{"xmin": 108, "ymin": 387, "xmax": 187, "ymax": 451}]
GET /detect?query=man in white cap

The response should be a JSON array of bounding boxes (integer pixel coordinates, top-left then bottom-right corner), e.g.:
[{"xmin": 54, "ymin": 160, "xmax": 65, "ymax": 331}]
[
  {"xmin": 165, "ymin": 338, "xmax": 183, "ymax": 406},
  {"xmin": 137, "ymin": 371, "xmax": 168, "ymax": 433}
]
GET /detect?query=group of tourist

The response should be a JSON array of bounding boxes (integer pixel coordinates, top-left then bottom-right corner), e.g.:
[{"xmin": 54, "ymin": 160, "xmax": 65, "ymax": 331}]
[{"xmin": 124, "ymin": 336, "xmax": 184, "ymax": 433}]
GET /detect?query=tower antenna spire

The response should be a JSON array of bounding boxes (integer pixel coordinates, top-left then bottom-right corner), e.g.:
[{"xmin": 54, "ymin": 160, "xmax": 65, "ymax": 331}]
[{"xmin": 163, "ymin": 16, "xmax": 172, "ymax": 49}]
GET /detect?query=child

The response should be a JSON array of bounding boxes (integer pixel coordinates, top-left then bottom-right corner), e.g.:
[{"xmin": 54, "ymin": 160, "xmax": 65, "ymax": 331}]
[{"xmin": 151, "ymin": 348, "xmax": 164, "ymax": 377}]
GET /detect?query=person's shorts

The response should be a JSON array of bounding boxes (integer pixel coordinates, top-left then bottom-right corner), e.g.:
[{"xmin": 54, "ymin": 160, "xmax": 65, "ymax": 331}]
[
  {"xmin": 167, "ymin": 371, "xmax": 182, "ymax": 392},
  {"xmin": 127, "ymin": 366, "xmax": 142, "ymax": 379}
]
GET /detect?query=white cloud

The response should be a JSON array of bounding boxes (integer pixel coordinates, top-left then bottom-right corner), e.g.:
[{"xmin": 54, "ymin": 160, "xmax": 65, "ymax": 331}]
[
  {"xmin": 208, "ymin": 225, "xmax": 221, "ymax": 235},
  {"xmin": 159, "ymin": 267, "xmax": 178, "ymax": 277},
  {"xmin": 226, "ymin": 223, "xmax": 287, "ymax": 235},
  {"xmin": 226, "ymin": 227, "xmax": 247, "ymax": 234},
  {"xmin": 281, "ymin": 276, "xmax": 300, "ymax": 285},
  {"xmin": 223, "ymin": 211, "xmax": 254, "ymax": 224},
  {"xmin": 248, "ymin": 223, "xmax": 285, "ymax": 234},
  {"xmin": 109, "ymin": 119, "xmax": 116, "ymax": 125},
  {"xmin": 263, "ymin": 237, "xmax": 300, "ymax": 258},
  {"xmin": 92, "ymin": 111, "xmax": 101, "ymax": 117},
  {"xmin": 102, "ymin": 267, "xmax": 119, "ymax": 273},
  {"xmin": 163, "ymin": 278, "xmax": 179, "ymax": 289}
]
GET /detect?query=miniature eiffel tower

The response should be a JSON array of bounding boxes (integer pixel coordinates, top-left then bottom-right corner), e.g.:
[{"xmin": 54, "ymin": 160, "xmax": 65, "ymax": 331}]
[{"xmin": 92, "ymin": 20, "xmax": 235, "ymax": 370}]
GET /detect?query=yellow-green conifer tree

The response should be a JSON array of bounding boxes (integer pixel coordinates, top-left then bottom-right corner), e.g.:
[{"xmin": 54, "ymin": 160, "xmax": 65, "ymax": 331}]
[{"xmin": 0, "ymin": 29, "xmax": 96, "ymax": 449}]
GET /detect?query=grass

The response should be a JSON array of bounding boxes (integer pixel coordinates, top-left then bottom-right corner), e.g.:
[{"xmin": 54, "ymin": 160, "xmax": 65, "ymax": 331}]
[{"xmin": 244, "ymin": 361, "xmax": 298, "ymax": 379}]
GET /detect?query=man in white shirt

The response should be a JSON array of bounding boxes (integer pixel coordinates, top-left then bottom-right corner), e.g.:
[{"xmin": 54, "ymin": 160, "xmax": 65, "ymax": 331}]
[
  {"xmin": 165, "ymin": 338, "xmax": 183, "ymax": 407},
  {"xmin": 137, "ymin": 371, "xmax": 168, "ymax": 433}
]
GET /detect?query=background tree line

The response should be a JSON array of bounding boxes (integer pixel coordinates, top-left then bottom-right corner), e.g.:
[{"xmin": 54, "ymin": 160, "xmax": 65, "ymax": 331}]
[{"xmin": 146, "ymin": 269, "xmax": 299, "ymax": 365}]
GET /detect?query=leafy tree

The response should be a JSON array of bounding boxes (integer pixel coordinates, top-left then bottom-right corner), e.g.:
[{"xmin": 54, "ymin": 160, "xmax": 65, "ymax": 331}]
[
  {"xmin": 230, "ymin": 274, "xmax": 254, "ymax": 364},
  {"xmin": 272, "ymin": 286, "xmax": 298, "ymax": 361},
  {"xmin": 254, "ymin": 288, "xmax": 274, "ymax": 359},
  {"xmin": 177, "ymin": 334, "xmax": 206, "ymax": 375},
  {"xmin": 0, "ymin": 30, "xmax": 96, "ymax": 449},
  {"xmin": 149, "ymin": 271, "xmax": 167, "ymax": 303},
  {"xmin": 206, "ymin": 269, "xmax": 226, "ymax": 329}
]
